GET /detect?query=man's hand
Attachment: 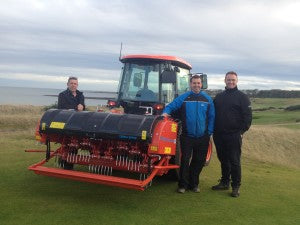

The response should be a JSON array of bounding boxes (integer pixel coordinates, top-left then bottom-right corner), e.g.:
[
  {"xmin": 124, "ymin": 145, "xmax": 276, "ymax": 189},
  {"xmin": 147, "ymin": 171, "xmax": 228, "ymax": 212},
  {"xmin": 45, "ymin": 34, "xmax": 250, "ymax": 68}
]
[{"xmin": 77, "ymin": 104, "xmax": 84, "ymax": 111}]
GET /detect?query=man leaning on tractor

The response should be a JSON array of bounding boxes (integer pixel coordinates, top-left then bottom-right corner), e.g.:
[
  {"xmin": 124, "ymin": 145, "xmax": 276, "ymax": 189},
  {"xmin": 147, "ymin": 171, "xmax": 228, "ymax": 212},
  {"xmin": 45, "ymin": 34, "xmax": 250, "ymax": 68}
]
[{"xmin": 162, "ymin": 74, "xmax": 215, "ymax": 194}]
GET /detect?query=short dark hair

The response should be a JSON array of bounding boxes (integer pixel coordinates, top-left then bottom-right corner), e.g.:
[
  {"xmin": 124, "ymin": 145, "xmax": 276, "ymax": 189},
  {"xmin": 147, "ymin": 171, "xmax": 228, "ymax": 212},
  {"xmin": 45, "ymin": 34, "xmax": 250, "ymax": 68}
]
[
  {"xmin": 190, "ymin": 74, "xmax": 202, "ymax": 82},
  {"xmin": 225, "ymin": 71, "xmax": 238, "ymax": 77},
  {"xmin": 68, "ymin": 76, "xmax": 78, "ymax": 83}
]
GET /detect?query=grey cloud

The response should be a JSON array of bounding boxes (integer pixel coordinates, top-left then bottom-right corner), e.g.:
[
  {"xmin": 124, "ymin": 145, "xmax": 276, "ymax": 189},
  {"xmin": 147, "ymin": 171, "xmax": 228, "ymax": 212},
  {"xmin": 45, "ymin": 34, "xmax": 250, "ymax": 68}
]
[{"xmin": 0, "ymin": 0, "xmax": 299, "ymax": 90}]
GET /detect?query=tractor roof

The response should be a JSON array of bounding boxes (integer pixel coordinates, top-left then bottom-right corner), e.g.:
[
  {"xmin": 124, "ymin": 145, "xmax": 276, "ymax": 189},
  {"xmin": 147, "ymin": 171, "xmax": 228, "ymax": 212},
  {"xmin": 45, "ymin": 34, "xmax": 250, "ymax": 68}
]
[{"xmin": 121, "ymin": 55, "xmax": 192, "ymax": 70}]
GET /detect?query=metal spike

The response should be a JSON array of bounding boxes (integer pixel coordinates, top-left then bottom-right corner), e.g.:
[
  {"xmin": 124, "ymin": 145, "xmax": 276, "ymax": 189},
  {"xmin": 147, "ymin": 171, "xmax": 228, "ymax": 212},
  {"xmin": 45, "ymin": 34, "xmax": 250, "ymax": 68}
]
[
  {"xmin": 101, "ymin": 165, "xmax": 104, "ymax": 174},
  {"xmin": 149, "ymin": 179, "xmax": 152, "ymax": 187}
]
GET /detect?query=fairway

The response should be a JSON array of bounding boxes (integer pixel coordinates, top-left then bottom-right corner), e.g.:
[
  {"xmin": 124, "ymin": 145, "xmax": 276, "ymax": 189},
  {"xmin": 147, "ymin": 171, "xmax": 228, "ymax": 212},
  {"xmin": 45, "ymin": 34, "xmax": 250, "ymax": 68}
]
[{"xmin": 0, "ymin": 104, "xmax": 299, "ymax": 225}]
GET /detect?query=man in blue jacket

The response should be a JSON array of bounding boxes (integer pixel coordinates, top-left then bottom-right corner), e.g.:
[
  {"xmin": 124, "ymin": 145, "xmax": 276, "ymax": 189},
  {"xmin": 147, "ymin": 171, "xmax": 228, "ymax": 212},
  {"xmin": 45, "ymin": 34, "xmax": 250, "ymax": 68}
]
[{"xmin": 163, "ymin": 74, "xmax": 215, "ymax": 193}]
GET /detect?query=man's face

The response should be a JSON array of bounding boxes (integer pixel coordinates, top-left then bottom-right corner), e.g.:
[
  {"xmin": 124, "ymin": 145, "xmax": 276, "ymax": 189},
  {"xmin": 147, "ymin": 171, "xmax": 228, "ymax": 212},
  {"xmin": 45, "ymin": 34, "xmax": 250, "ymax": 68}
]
[
  {"xmin": 67, "ymin": 79, "xmax": 78, "ymax": 92},
  {"xmin": 190, "ymin": 78, "xmax": 202, "ymax": 94},
  {"xmin": 225, "ymin": 74, "xmax": 238, "ymax": 89}
]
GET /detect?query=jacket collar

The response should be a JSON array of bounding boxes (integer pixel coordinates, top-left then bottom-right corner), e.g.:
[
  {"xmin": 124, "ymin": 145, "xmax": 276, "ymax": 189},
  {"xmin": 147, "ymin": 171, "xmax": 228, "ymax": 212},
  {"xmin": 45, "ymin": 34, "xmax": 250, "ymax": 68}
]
[{"xmin": 225, "ymin": 86, "xmax": 238, "ymax": 92}]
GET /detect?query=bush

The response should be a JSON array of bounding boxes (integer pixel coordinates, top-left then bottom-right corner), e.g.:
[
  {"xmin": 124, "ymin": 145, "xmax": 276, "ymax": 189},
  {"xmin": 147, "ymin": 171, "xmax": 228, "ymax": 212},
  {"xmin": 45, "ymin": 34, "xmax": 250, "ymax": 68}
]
[
  {"xmin": 43, "ymin": 102, "xmax": 58, "ymax": 111},
  {"xmin": 285, "ymin": 105, "xmax": 300, "ymax": 111}
]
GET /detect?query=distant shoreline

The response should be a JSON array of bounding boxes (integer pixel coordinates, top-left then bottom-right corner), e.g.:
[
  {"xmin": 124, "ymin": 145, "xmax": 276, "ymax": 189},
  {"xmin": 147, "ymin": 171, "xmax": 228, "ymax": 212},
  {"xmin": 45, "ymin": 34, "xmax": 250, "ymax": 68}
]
[{"xmin": 44, "ymin": 94, "xmax": 114, "ymax": 100}]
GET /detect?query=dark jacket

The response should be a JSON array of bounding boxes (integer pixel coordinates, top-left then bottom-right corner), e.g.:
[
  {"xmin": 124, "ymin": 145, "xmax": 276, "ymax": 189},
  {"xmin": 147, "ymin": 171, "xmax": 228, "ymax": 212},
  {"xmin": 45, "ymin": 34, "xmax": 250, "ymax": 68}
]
[
  {"xmin": 214, "ymin": 87, "xmax": 252, "ymax": 134},
  {"xmin": 57, "ymin": 89, "xmax": 85, "ymax": 110},
  {"xmin": 163, "ymin": 91, "xmax": 215, "ymax": 137}
]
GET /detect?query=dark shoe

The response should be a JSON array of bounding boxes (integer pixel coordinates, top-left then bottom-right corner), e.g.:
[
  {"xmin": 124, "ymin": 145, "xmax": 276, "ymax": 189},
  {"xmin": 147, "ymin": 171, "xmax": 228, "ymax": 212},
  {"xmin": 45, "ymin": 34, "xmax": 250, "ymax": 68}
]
[
  {"xmin": 177, "ymin": 187, "xmax": 186, "ymax": 193},
  {"xmin": 211, "ymin": 181, "xmax": 229, "ymax": 190},
  {"xmin": 231, "ymin": 187, "xmax": 240, "ymax": 197},
  {"xmin": 191, "ymin": 187, "xmax": 200, "ymax": 193}
]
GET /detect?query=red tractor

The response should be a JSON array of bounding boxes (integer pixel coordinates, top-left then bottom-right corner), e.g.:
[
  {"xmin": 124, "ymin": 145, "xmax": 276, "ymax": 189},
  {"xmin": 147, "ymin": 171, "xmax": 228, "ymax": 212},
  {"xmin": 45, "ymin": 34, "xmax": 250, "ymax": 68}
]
[{"xmin": 27, "ymin": 55, "xmax": 212, "ymax": 191}]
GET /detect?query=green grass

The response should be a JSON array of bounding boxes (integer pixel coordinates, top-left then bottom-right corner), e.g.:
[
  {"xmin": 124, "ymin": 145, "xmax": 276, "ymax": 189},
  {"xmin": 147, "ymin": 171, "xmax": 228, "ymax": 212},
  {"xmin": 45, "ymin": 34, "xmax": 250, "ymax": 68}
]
[
  {"xmin": 1, "ymin": 104, "xmax": 300, "ymax": 225},
  {"xmin": 0, "ymin": 133, "xmax": 299, "ymax": 225},
  {"xmin": 251, "ymin": 98, "xmax": 300, "ymax": 110},
  {"xmin": 249, "ymin": 98, "xmax": 300, "ymax": 126},
  {"xmin": 252, "ymin": 110, "xmax": 300, "ymax": 125},
  {"xmin": 0, "ymin": 131, "xmax": 299, "ymax": 225}
]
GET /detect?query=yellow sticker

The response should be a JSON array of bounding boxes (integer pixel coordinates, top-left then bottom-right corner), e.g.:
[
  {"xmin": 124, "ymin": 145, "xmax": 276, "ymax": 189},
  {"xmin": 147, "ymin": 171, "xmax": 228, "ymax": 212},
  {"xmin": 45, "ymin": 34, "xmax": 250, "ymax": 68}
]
[
  {"xmin": 41, "ymin": 122, "xmax": 46, "ymax": 130},
  {"xmin": 150, "ymin": 146, "xmax": 158, "ymax": 151},
  {"xmin": 50, "ymin": 122, "xmax": 65, "ymax": 129},
  {"xmin": 35, "ymin": 135, "xmax": 41, "ymax": 140},
  {"xmin": 164, "ymin": 147, "xmax": 171, "ymax": 154},
  {"xmin": 142, "ymin": 130, "xmax": 147, "ymax": 140},
  {"xmin": 171, "ymin": 123, "xmax": 177, "ymax": 133}
]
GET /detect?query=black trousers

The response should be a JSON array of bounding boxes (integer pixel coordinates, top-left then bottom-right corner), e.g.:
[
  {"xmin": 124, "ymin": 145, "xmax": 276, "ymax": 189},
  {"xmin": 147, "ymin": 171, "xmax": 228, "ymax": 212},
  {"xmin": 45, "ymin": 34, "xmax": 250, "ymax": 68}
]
[
  {"xmin": 213, "ymin": 132, "xmax": 242, "ymax": 188},
  {"xmin": 179, "ymin": 135, "xmax": 209, "ymax": 189}
]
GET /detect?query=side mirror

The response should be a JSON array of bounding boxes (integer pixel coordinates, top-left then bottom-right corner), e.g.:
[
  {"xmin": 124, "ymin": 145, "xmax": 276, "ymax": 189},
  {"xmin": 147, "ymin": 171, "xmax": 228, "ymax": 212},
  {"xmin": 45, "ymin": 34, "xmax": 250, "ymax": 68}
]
[
  {"xmin": 189, "ymin": 73, "xmax": 208, "ymax": 89},
  {"xmin": 200, "ymin": 74, "xmax": 208, "ymax": 89},
  {"xmin": 161, "ymin": 70, "xmax": 176, "ymax": 83},
  {"xmin": 133, "ymin": 73, "xmax": 142, "ymax": 87}
]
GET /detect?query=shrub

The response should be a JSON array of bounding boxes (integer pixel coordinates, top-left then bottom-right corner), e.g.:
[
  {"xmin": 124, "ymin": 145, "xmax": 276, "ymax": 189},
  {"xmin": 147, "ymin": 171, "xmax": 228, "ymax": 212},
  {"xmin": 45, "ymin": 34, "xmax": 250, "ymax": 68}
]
[
  {"xmin": 43, "ymin": 102, "xmax": 58, "ymax": 111},
  {"xmin": 285, "ymin": 105, "xmax": 300, "ymax": 111}
]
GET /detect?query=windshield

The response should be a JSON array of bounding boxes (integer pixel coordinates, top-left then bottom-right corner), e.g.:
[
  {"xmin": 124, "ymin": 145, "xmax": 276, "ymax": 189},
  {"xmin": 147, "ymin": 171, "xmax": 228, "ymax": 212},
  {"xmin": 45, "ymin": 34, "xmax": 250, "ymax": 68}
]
[
  {"xmin": 119, "ymin": 62, "xmax": 159, "ymax": 102},
  {"xmin": 119, "ymin": 62, "xmax": 190, "ymax": 103}
]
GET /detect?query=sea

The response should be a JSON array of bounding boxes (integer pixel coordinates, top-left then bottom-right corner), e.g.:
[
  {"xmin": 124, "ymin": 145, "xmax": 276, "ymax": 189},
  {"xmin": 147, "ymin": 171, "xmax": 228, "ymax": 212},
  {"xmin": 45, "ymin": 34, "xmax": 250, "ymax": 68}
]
[{"xmin": 0, "ymin": 86, "xmax": 117, "ymax": 106}]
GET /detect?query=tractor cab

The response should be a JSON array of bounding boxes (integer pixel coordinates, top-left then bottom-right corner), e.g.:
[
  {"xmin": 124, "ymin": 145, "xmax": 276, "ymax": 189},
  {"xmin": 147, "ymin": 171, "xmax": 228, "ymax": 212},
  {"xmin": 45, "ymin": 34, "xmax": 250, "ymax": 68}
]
[{"xmin": 114, "ymin": 55, "xmax": 194, "ymax": 115}]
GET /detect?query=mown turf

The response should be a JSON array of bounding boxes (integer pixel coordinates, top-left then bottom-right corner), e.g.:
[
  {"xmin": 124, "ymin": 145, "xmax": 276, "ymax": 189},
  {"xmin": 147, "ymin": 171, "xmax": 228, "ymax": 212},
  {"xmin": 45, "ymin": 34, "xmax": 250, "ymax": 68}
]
[
  {"xmin": 251, "ymin": 98, "xmax": 300, "ymax": 110},
  {"xmin": 0, "ymin": 104, "xmax": 299, "ymax": 225},
  {"xmin": 0, "ymin": 129, "xmax": 299, "ymax": 225}
]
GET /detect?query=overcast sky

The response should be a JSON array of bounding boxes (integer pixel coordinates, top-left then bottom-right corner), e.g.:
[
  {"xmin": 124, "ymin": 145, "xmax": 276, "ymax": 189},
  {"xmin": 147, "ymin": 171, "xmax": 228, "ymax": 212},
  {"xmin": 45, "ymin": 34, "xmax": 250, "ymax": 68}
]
[{"xmin": 0, "ymin": 0, "xmax": 300, "ymax": 91}]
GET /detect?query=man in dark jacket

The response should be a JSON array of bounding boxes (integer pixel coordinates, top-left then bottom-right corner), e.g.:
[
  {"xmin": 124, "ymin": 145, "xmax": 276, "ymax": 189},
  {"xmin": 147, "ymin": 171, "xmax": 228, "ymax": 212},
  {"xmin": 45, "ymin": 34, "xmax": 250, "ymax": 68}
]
[
  {"xmin": 163, "ymin": 74, "xmax": 215, "ymax": 193},
  {"xmin": 58, "ymin": 76, "xmax": 85, "ymax": 111},
  {"xmin": 212, "ymin": 71, "xmax": 252, "ymax": 197}
]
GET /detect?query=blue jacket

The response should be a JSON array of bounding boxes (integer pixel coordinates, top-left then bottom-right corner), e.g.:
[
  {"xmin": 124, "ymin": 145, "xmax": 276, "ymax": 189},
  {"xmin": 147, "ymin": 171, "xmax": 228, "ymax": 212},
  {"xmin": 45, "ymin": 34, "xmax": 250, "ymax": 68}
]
[{"xmin": 163, "ymin": 91, "xmax": 215, "ymax": 138}]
